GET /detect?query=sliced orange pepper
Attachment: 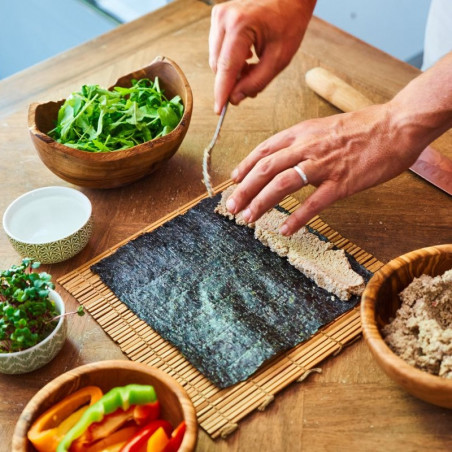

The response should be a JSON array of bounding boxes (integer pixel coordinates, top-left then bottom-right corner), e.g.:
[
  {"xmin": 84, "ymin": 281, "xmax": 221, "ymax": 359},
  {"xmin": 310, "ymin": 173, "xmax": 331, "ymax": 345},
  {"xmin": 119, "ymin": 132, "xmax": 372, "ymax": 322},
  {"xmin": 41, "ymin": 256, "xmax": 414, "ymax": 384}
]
[
  {"xmin": 121, "ymin": 420, "xmax": 172, "ymax": 452},
  {"xmin": 85, "ymin": 425, "xmax": 140, "ymax": 452},
  {"xmin": 146, "ymin": 427, "xmax": 170, "ymax": 452},
  {"xmin": 27, "ymin": 386, "xmax": 103, "ymax": 452}
]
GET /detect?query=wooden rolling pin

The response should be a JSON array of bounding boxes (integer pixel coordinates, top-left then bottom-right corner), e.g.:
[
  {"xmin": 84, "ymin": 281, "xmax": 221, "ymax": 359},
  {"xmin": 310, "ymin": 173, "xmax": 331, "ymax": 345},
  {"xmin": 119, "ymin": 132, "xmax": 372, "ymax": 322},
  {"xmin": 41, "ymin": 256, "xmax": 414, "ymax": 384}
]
[
  {"xmin": 304, "ymin": 67, "xmax": 452, "ymax": 195},
  {"xmin": 305, "ymin": 66, "xmax": 373, "ymax": 112}
]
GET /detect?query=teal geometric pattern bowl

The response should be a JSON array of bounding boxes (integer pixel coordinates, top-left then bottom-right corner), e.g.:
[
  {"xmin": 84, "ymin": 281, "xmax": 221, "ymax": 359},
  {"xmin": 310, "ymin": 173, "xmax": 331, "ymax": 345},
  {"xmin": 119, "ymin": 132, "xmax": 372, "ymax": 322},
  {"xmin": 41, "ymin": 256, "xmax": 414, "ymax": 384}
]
[
  {"xmin": 6, "ymin": 217, "xmax": 92, "ymax": 264},
  {"xmin": 0, "ymin": 290, "xmax": 67, "ymax": 374},
  {"xmin": 3, "ymin": 186, "xmax": 93, "ymax": 264}
]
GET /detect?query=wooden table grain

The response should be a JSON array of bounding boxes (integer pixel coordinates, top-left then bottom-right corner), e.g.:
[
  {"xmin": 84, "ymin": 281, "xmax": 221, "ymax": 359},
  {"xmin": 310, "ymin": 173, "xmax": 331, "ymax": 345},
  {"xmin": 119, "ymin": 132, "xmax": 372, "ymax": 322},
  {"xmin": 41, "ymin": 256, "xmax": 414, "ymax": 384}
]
[{"xmin": 1, "ymin": 1, "xmax": 451, "ymax": 450}]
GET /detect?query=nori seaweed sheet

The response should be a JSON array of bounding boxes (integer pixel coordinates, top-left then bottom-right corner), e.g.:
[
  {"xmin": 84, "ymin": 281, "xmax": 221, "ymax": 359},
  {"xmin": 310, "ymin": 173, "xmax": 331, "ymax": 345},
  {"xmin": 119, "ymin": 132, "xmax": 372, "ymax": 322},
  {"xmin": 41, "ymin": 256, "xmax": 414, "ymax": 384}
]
[{"xmin": 91, "ymin": 195, "xmax": 372, "ymax": 388}]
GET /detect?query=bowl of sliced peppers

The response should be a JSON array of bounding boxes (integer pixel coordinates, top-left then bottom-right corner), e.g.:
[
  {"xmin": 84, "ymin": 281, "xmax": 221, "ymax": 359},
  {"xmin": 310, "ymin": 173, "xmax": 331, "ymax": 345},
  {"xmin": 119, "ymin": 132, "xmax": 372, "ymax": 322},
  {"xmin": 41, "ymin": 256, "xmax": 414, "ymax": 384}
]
[{"xmin": 12, "ymin": 360, "xmax": 197, "ymax": 451}]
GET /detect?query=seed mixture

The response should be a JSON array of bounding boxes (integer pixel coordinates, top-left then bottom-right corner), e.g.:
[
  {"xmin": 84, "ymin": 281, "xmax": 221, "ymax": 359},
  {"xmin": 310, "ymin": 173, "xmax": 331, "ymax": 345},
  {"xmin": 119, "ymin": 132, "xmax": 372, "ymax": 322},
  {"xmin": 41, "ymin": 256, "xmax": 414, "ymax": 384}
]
[{"xmin": 382, "ymin": 269, "xmax": 452, "ymax": 378}]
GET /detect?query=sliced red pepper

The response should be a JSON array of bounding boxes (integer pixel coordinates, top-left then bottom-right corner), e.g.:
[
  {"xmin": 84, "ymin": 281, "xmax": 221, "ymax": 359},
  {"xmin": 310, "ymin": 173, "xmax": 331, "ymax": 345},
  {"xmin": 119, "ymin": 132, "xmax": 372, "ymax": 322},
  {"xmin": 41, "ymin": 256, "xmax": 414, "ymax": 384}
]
[
  {"xmin": 120, "ymin": 419, "xmax": 173, "ymax": 452},
  {"xmin": 146, "ymin": 427, "xmax": 170, "ymax": 452},
  {"xmin": 133, "ymin": 401, "xmax": 160, "ymax": 426},
  {"xmin": 163, "ymin": 421, "xmax": 186, "ymax": 452}
]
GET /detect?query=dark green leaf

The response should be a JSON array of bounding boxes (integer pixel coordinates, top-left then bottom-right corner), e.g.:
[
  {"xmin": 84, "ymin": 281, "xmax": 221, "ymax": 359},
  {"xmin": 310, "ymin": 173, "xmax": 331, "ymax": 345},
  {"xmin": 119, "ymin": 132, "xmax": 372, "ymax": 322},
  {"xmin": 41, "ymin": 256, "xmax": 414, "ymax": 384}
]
[
  {"xmin": 157, "ymin": 106, "xmax": 179, "ymax": 129},
  {"xmin": 49, "ymin": 77, "xmax": 184, "ymax": 152}
]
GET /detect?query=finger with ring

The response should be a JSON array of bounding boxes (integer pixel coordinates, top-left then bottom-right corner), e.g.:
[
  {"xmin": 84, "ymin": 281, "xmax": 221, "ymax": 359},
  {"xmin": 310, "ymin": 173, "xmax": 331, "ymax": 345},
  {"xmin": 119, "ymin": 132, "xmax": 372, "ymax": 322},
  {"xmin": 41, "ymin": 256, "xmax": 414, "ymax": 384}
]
[
  {"xmin": 241, "ymin": 166, "xmax": 310, "ymax": 223},
  {"xmin": 293, "ymin": 164, "xmax": 309, "ymax": 186}
]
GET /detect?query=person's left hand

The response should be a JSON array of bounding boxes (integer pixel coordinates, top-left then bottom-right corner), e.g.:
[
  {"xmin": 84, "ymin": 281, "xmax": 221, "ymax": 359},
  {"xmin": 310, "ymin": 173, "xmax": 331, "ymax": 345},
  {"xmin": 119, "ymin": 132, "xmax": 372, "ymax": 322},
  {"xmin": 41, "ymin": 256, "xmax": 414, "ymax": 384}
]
[{"xmin": 224, "ymin": 103, "xmax": 424, "ymax": 235}]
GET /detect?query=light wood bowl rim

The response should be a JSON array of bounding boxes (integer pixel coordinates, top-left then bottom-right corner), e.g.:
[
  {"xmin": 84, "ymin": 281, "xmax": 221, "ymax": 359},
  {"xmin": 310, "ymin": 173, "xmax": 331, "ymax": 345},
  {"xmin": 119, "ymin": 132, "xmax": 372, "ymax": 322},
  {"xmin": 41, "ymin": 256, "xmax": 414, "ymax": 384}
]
[
  {"xmin": 12, "ymin": 359, "xmax": 198, "ymax": 451},
  {"xmin": 361, "ymin": 244, "xmax": 452, "ymax": 392},
  {"xmin": 27, "ymin": 56, "xmax": 193, "ymax": 163}
]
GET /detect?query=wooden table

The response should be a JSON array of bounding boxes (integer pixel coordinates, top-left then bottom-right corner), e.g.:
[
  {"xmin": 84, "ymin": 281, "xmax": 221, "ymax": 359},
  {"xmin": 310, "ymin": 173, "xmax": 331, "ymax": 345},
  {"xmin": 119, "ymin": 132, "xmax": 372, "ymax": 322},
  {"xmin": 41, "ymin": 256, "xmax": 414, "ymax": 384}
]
[{"xmin": 1, "ymin": 0, "xmax": 451, "ymax": 450}]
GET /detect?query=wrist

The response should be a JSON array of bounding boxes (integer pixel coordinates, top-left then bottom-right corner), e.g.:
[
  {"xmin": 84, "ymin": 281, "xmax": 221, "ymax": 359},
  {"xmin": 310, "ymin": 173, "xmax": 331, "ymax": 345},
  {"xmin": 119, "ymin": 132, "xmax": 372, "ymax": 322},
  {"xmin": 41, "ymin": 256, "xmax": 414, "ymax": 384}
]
[
  {"xmin": 388, "ymin": 53, "xmax": 452, "ymax": 154},
  {"xmin": 388, "ymin": 104, "xmax": 452, "ymax": 167}
]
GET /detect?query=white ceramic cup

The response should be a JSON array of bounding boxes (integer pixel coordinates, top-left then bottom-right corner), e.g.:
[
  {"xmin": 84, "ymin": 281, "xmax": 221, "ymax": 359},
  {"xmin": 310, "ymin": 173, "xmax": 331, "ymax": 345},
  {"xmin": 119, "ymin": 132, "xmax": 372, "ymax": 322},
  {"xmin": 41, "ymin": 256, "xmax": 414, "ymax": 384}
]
[{"xmin": 3, "ymin": 186, "xmax": 93, "ymax": 264}]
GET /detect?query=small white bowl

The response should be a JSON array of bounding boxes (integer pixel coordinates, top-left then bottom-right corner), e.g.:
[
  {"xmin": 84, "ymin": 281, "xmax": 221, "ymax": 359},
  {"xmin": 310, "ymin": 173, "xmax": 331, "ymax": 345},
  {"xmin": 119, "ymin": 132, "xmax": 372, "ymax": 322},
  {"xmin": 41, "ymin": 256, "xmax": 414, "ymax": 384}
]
[
  {"xmin": 0, "ymin": 289, "xmax": 67, "ymax": 374},
  {"xmin": 3, "ymin": 186, "xmax": 92, "ymax": 264}
]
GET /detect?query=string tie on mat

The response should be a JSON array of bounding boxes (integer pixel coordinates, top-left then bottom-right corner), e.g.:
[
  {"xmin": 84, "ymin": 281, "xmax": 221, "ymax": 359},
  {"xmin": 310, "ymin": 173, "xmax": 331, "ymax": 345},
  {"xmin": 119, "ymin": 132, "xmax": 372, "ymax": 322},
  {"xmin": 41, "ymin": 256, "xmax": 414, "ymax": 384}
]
[{"xmin": 296, "ymin": 367, "xmax": 322, "ymax": 383}]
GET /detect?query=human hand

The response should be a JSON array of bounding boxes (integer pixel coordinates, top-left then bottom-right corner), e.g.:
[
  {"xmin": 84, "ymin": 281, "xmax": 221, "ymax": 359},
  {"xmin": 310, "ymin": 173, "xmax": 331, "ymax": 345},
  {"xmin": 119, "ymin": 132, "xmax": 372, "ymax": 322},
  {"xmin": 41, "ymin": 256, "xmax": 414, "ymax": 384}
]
[
  {"xmin": 224, "ymin": 103, "xmax": 426, "ymax": 235},
  {"xmin": 209, "ymin": 0, "xmax": 316, "ymax": 113}
]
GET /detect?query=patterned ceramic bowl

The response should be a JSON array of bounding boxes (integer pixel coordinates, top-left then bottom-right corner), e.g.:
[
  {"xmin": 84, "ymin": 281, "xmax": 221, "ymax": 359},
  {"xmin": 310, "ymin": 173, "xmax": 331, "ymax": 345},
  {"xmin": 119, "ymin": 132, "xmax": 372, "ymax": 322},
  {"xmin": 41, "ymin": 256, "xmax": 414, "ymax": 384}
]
[
  {"xmin": 0, "ymin": 289, "xmax": 67, "ymax": 374},
  {"xmin": 3, "ymin": 186, "xmax": 92, "ymax": 264}
]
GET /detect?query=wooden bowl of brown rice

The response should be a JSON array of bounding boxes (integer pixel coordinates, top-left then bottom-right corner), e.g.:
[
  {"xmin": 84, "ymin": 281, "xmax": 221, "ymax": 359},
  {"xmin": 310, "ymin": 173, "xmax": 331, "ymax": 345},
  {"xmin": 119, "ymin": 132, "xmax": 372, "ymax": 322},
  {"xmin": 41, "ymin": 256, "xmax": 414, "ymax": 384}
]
[{"xmin": 360, "ymin": 244, "xmax": 452, "ymax": 408}]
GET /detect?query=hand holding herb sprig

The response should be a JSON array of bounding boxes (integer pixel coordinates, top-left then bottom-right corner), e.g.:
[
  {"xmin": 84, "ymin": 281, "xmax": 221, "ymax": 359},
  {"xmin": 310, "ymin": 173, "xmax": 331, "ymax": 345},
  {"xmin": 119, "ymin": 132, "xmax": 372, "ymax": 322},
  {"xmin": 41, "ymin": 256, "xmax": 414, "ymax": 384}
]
[
  {"xmin": 0, "ymin": 259, "xmax": 83, "ymax": 353},
  {"xmin": 49, "ymin": 77, "xmax": 184, "ymax": 152}
]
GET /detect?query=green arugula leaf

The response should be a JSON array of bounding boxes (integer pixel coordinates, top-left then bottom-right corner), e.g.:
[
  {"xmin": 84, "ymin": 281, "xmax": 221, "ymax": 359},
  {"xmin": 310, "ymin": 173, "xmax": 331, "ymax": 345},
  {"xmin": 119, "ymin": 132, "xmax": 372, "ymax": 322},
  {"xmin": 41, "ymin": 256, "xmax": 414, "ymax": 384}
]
[
  {"xmin": 50, "ymin": 77, "xmax": 184, "ymax": 152},
  {"xmin": 157, "ymin": 105, "xmax": 180, "ymax": 129}
]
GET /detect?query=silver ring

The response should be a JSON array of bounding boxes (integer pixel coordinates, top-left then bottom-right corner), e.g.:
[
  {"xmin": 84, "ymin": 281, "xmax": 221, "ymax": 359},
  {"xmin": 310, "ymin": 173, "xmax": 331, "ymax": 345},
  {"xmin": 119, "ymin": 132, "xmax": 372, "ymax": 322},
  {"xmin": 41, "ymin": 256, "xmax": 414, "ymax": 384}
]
[{"xmin": 293, "ymin": 164, "xmax": 309, "ymax": 186}]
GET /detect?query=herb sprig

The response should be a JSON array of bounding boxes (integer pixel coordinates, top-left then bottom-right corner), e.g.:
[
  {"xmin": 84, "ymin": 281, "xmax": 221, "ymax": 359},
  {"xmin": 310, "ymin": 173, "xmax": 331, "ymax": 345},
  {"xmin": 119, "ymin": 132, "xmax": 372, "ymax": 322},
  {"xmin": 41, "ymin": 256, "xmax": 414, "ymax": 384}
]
[
  {"xmin": 49, "ymin": 77, "xmax": 184, "ymax": 152},
  {"xmin": 0, "ymin": 259, "xmax": 83, "ymax": 353}
]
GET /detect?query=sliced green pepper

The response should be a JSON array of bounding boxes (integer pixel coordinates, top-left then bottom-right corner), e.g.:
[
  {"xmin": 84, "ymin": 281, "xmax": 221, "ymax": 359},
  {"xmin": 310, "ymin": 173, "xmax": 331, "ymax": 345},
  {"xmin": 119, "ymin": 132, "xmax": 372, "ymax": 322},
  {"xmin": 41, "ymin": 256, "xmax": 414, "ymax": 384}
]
[{"xmin": 57, "ymin": 384, "xmax": 157, "ymax": 452}]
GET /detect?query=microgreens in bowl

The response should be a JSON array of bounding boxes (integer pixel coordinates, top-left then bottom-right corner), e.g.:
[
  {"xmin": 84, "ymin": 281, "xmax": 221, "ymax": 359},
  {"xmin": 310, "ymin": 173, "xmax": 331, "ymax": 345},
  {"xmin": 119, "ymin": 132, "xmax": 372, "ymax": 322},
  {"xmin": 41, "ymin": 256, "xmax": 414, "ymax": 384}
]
[
  {"xmin": 0, "ymin": 258, "xmax": 83, "ymax": 353},
  {"xmin": 49, "ymin": 77, "xmax": 184, "ymax": 152}
]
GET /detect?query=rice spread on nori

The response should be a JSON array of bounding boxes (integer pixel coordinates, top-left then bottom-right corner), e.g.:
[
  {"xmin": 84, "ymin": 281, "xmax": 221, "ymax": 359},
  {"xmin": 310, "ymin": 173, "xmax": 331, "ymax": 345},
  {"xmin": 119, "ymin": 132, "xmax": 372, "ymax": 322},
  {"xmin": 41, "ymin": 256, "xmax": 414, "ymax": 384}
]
[{"xmin": 91, "ymin": 195, "xmax": 371, "ymax": 388}]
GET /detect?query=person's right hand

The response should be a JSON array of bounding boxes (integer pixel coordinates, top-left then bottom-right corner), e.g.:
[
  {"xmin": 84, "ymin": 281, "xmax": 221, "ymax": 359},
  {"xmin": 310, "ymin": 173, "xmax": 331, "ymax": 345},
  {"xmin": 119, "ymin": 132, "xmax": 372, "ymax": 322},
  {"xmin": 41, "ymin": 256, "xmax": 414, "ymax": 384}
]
[{"xmin": 209, "ymin": 0, "xmax": 317, "ymax": 114}]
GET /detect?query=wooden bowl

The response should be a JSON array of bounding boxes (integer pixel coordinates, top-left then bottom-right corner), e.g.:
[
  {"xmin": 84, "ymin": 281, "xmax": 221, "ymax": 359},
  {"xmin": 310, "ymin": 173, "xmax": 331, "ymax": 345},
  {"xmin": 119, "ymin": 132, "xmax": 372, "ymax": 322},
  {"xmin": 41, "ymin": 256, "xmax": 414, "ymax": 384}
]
[
  {"xmin": 12, "ymin": 360, "xmax": 198, "ymax": 451},
  {"xmin": 28, "ymin": 56, "xmax": 193, "ymax": 189},
  {"xmin": 361, "ymin": 244, "xmax": 452, "ymax": 408}
]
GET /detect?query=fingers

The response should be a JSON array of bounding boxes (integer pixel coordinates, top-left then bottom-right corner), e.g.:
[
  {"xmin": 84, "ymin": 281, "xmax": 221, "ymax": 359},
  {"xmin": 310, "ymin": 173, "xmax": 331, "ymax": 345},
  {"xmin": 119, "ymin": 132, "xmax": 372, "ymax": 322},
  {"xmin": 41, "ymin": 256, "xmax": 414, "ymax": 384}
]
[
  {"xmin": 213, "ymin": 33, "xmax": 254, "ymax": 114},
  {"xmin": 214, "ymin": 45, "xmax": 294, "ymax": 112},
  {"xmin": 240, "ymin": 167, "xmax": 308, "ymax": 223},
  {"xmin": 228, "ymin": 162, "xmax": 340, "ymax": 236},
  {"xmin": 279, "ymin": 183, "xmax": 340, "ymax": 235},
  {"xmin": 231, "ymin": 156, "xmax": 317, "ymax": 216},
  {"xmin": 231, "ymin": 45, "xmax": 289, "ymax": 103},
  {"xmin": 228, "ymin": 148, "xmax": 313, "ymax": 214},
  {"xmin": 210, "ymin": 5, "xmax": 255, "ymax": 114},
  {"xmin": 231, "ymin": 129, "xmax": 299, "ymax": 182},
  {"xmin": 208, "ymin": 12, "xmax": 225, "ymax": 74}
]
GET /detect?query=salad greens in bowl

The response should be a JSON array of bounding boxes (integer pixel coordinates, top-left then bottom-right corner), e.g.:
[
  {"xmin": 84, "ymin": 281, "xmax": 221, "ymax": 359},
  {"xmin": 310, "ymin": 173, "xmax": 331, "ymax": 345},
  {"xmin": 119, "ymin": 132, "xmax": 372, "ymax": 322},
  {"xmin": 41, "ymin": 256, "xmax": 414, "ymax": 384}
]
[
  {"xmin": 49, "ymin": 77, "xmax": 184, "ymax": 153},
  {"xmin": 28, "ymin": 56, "xmax": 193, "ymax": 189}
]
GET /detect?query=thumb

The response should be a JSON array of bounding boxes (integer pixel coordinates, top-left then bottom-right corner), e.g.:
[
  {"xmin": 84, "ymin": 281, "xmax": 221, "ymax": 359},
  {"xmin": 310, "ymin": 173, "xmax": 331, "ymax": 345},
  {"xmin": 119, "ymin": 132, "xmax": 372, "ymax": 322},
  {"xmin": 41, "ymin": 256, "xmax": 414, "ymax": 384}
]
[{"xmin": 231, "ymin": 46, "xmax": 290, "ymax": 101}]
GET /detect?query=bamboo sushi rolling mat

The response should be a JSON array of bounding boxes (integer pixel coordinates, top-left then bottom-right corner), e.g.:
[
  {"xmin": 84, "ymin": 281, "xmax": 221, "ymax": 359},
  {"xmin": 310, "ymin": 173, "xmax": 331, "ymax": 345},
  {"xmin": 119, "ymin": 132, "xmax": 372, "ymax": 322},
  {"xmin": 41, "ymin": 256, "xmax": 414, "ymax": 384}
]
[{"xmin": 59, "ymin": 180, "xmax": 384, "ymax": 439}]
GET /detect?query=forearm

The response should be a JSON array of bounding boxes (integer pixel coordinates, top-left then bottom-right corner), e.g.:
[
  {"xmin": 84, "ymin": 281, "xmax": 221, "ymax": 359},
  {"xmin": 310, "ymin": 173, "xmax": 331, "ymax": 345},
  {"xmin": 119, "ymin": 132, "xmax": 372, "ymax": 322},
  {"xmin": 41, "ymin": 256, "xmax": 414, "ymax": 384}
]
[{"xmin": 389, "ymin": 51, "xmax": 452, "ymax": 156}]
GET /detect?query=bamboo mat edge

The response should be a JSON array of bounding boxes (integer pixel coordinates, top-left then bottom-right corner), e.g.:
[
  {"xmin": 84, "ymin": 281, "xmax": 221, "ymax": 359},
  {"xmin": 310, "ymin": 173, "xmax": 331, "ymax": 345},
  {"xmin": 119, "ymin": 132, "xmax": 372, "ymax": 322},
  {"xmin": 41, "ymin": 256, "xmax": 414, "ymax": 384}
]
[{"xmin": 58, "ymin": 180, "xmax": 384, "ymax": 439}]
